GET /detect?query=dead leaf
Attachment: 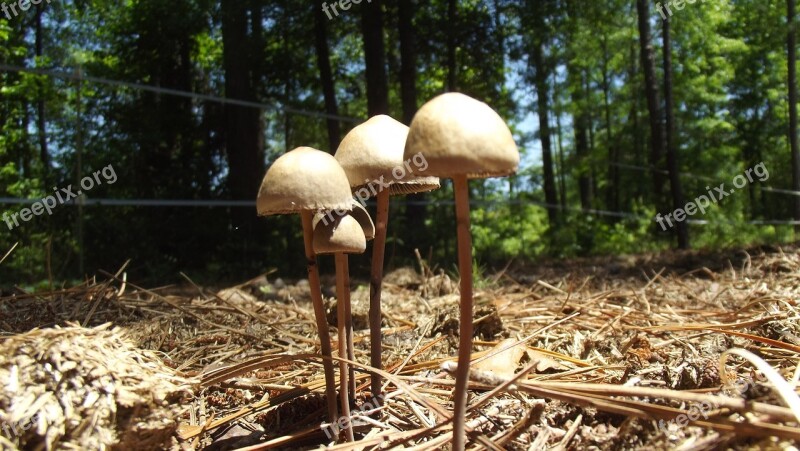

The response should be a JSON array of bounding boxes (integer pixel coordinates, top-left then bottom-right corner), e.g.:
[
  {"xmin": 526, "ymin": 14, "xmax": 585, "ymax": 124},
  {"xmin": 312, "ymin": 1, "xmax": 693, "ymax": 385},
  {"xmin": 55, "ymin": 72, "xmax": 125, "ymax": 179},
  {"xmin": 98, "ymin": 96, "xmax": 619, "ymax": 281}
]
[{"xmin": 474, "ymin": 338, "xmax": 526, "ymax": 378}]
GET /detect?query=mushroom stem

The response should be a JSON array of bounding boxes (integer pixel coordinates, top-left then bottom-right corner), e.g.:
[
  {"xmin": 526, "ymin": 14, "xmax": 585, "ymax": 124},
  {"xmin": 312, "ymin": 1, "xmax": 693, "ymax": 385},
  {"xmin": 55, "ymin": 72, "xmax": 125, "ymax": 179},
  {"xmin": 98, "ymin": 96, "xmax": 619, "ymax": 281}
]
[
  {"xmin": 344, "ymin": 264, "xmax": 356, "ymax": 403},
  {"xmin": 300, "ymin": 211, "xmax": 339, "ymax": 425},
  {"xmin": 452, "ymin": 174, "xmax": 474, "ymax": 451},
  {"xmin": 369, "ymin": 188, "xmax": 390, "ymax": 405},
  {"xmin": 335, "ymin": 252, "xmax": 355, "ymax": 442}
]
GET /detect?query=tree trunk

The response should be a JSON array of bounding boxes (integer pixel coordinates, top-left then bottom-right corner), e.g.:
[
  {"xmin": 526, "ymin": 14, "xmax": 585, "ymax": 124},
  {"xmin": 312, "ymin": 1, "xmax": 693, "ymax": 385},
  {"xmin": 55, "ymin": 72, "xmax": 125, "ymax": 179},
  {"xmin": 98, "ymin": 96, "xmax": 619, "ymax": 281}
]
[
  {"xmin": 556, "ymin": 104, "xmax": 567, "ymax": 211},
  {"xmin": 663, "ymin": 15, "xmax": 690, "ymax": 248},
  {"xmin": 532, "ymin": 40, "xmax": 559, "ymax": 224},
  {"xmin": 361, "ymin": 0, "xmax": 389, "ymax": 116},
  {"xmin": 314, "ymin": 0, "xmax": 341, "ymax": 152},
  {"xmin": 789, "ymin": 0, "xmax": 800, "ymax": 231},
  {"xmin": 636, "ymin": 0, "xmax": 666, "ymax": 207},
  {"xmin": 601, "ymin": 35, "xmax": 618, "ymax": 215},
  {"xmin": 399, "ymin": 0, "xmax": 418, "ymax": 125},
  {"xmin": 629, "ymin": 39, "xmax": 646, "ymax": 201},
  {"xmin": 572, "ymin": 78, "xmax": 592, "ymax": 212},
  {"xmin": 446, "ymin": 0, "xmax": 457, "ymax": 91},
  {"xmin": 399, "ymin": 0, "xmax": 427, "ymax": 249},
  {"xmin": 35, "ymin": 5, "xmax": 48, "ymax": 181},
  {"xmin": 222, "ymin": 0, "xmax": 264, "ymax": 202}
]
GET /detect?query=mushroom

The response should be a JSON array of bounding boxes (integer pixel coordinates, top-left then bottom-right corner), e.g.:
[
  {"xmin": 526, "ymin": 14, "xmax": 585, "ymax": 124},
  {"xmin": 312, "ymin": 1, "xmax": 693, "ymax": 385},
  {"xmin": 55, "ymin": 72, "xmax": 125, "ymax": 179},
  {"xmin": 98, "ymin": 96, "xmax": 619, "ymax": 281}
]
[
  {"xmin": 314, "ymin": 201, "xmax": 375, "ymax": 401},
  {"xmin": 256, "ymin": 146, "xmax": 353, "ymax": 425},
  {"xmin": 313, "ymin": 204, "xmax": 374, "ymax": 442},
  {"xmin": 334, "ymin": 115, "xmax": 439, "ymax": 403},
  {"xmin": 403, "ymin": 93, "xmax": 519, "ymax": 450}
]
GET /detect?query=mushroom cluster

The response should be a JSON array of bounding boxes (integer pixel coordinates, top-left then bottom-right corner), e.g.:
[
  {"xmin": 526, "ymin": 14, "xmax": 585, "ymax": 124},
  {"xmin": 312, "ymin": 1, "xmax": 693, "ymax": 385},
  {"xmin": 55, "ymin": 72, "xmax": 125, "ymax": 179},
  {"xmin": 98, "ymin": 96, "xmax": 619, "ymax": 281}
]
[{"xmin": 256, "ymin": 93, "xmax": 518, "ymax": 449}]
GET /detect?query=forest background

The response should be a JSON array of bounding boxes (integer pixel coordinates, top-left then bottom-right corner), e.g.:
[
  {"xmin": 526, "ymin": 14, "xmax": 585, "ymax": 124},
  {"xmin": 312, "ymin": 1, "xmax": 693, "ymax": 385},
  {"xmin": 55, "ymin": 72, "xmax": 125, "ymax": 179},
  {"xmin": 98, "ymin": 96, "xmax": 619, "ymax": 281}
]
[{"xmin": 1, "ymin": 0, "xmax": 796, "ymax": 286}]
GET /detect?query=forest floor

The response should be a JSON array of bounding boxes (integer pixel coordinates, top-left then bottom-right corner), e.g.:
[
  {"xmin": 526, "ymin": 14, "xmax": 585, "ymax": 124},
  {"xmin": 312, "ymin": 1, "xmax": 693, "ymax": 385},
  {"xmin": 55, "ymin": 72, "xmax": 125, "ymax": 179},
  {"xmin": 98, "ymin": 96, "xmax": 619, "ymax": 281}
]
[{"xmin": 2, "ymin": 244, "xmax": 800, "ymax": 450}]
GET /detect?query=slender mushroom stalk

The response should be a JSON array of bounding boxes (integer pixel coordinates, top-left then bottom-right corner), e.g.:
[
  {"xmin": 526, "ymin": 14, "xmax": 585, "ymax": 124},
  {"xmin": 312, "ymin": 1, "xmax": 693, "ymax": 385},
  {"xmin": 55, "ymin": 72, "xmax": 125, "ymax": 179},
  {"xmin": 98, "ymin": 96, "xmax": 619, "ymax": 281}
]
[
  {"xmin": 334, "ymin": 252, "xmax": 353, "ymax": 442},
  {"xmin": 256, "ymin": 147, "xmax": 354, "ymax": 426},
  {"xmin": 452, "ymin": 174, "xmax": 474, "ymax": 448},
  {"xmin": 316, "ymin": 201, "xmax": 376, "ymax": 405},
  {"xmin": 368, "ymin": 188, "xmax": 389, "ymax": 399},
  {"xmin": 300, "ymin": 211, "xmax": 338, "ymax": 420},
  {"xmin": 334, "ymin": 115, "xmax": 439, "ymax": 404},
  {"xmin": 313, "ymin": 209, "xmax": 373, "ymax": 442},
  {"xmin": 403, "ymin": 93, "xmax": 519, "ymax": 450}
]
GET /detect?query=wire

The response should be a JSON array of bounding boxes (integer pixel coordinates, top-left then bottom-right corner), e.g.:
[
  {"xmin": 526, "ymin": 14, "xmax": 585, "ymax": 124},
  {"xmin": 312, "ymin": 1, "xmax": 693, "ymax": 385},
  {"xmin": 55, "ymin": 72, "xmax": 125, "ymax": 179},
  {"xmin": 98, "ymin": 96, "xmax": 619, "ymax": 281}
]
[
  {"xmin": 2, "ymin": 197, "xmax": 799, "ymax": 226},
  {"xmin": 0, "ymin": 64, "xmax": 363, "ymax": 123}
]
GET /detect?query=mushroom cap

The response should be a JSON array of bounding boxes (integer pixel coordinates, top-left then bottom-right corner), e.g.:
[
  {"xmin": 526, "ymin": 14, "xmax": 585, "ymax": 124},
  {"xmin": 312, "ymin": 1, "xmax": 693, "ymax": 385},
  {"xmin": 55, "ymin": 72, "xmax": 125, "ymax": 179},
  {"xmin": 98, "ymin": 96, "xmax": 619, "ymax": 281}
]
[
  {"xmin": 335, "ymin": 115, "xmax": 440, "ymax": 196},
  {"xmin": 403, "ymin": 93, "xmax": 519, "ymax": 179},
  {"xmin": 256, "ymin": 147, "xmax": 354, "ymax": 216},
  {"xmin": 313, "ymin": 213, "xmax": 367, "ymax": 255},
  {"xmin": 314, "ymin": 200, "xmax": 375, "ymax": 241}
]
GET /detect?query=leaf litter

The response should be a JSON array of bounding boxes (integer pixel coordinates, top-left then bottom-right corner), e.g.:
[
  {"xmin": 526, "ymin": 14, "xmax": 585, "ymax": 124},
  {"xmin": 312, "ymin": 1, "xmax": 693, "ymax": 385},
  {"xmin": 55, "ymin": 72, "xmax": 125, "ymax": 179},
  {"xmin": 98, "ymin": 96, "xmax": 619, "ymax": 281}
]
[{"xmin": 0, "ymin": 245, "xmax": 799, "ymax": 450}]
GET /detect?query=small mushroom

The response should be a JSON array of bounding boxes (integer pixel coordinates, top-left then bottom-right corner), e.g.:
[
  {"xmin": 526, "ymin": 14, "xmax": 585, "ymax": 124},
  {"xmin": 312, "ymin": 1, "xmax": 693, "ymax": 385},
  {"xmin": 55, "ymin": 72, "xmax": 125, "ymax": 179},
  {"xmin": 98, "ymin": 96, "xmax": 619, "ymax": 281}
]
[
  {"xmin": 314, "ymin": 201, "xmax": 374, "ymax": 399},
  {"xmin": 403, "ymin": 93, "xmax": 519, "ymax": 450},
  {"xmin": 335, "ymin": 115, "xmax": 439, "ymax": 402},
  {"xmin": 313, "ymin": 205, "xmax": 374, "ymax": 443},
  {"xmin": 256, "ymin": 147, "xmax": 353, "ymax": 425}
]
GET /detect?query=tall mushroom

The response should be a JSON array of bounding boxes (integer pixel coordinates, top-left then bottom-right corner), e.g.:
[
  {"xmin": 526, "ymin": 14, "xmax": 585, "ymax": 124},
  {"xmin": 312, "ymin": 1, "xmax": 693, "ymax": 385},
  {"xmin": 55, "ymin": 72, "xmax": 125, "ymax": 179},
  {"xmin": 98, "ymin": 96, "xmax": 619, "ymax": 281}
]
[
  {"xmin": 334, "ymin": 115, "xmax": 439, "ymax": 403},
  {"xmin": 403, "ymin": 93, "xmax": 519, "ymax": 450},
  {"xmin": 256, "ymin": 146, "xmax": 353, "ymax": 426},
  {"xmin": 313, "ymin": 206, "xmax": 374, "ymax": 443}
]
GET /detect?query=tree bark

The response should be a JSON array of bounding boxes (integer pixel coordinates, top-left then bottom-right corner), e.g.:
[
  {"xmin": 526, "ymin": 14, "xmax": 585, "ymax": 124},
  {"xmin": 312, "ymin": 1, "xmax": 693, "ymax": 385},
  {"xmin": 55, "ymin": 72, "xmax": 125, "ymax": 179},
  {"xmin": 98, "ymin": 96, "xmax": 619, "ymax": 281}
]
[
  {"xmin": 572, "ymin": 75, "xmax": 592, "ymax": 212},
  {"xmin": 601, "ymin": 35, "xmax": 618, "ymax": 215},
  {"xmin": 636, "ymin": 0, "xmax": 666, "ymax": 207},
  {"xmin": 399, "ymin": 0, "xmax": 427, "ymax": 249},
  {"xmin": 555, "ymin": 104, "xmax": 567, "ymax": 211},
  {"xmin": 399, "ymin": 0, "xmax": 418, "ymax": 125},
  {"xmin": 314, "ymin": 0, "xmax": 341, "ymax": 152},
  {"xmin": 35, "ymin": 5, "xmax": 49, "ymax": 181},
  {"xmin": 532, "ymin": 39, "xmax": 559, "ymax": 224},
  {"xmin": 789, "ymin": 0, "xmax": 800, "ymax": 232},
  {"xmin": 663, "ymin": 14, "xmax": 690, "ymax": 248},
  {"xmin": 222, "ymin": 0, "xmax": 264, "ymax": 202},
  {"xmin": 361, "ymin": 0, "xmax": 389, "ymax": 116},
  {"xmin": 446, "ymin": 0, "xmax": 457, "ymax": 91}
]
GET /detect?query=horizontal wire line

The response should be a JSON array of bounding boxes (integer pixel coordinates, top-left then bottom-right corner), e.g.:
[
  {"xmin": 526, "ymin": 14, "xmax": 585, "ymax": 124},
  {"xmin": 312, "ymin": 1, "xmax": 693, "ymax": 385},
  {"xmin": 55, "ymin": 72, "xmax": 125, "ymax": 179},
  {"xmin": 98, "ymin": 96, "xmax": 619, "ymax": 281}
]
[
  {"xmin": 0, "ymin": 197, "xmax": 797, "ymax": 226},
  {"xmin": 0, "ymin": 64, "xmax": 363, "ymax": 123}
]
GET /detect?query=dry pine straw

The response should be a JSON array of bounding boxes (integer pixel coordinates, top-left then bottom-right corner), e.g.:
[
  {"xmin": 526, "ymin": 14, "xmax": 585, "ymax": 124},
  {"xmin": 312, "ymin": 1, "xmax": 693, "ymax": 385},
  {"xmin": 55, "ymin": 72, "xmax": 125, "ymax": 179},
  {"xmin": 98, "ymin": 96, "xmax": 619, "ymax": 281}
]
[{"xmin": 0, "ymin": 245, "xmax": 799, "ymax": 450}]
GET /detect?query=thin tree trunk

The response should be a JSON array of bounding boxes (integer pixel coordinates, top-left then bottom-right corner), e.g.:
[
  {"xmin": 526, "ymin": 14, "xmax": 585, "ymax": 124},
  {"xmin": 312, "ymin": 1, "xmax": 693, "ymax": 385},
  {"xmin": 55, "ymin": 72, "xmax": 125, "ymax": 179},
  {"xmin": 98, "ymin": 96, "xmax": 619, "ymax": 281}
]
[
  {"xmin": 789, "ymin": 0, "xmax": 800, "ymax": 231},
  {"xmin": 446, "ymin": 0, "xmax": 457, "ymax": 91},
  {"xmin": 361, "ymin": 0, "xmax": 389, "ymax": 116},
  {"xmin": 314, "ymin": 0, "xmax": 341, "ymax": 152},
  {"xmin": 399, "ymin": 0, "xmax": 427, "ymax": 251},
  {"xmin": 601, "ymin": 35, "xmax": 618, "ymax": 215},
  {"xmin": 532, "ymin": 40, "xmax": 559, "ymax": 224},
  {"xmin": 584, "ymin": 74, "xmax": 599, "ymax": 201},
  {"xmin": 663, "ymin": 14, "xmax": 690, "ymax": 248},
  {"xmin": 556, "ymin": 104, "xmax": 567, "ymax": 211},
  {"xmin": 629, "ymin": 39, "xmax": 645, "ymax": 201},
  {"xmin": 399, "ymin": 0, "xmax": 418, "ymax": 125},
  {"xmin": 35, "ymin": 5, "xmax": 48, "ymax": 181},
  {"xmin": 636, "ymin": 0, "xmax": 666, "ymax": 207},
  {"xmin": 572, "ymin": 79, "xmax": 592, "ymax": 211},
  {"xmin": 222, "ymin": 0, "xmax": 264, "ymax": 202}
]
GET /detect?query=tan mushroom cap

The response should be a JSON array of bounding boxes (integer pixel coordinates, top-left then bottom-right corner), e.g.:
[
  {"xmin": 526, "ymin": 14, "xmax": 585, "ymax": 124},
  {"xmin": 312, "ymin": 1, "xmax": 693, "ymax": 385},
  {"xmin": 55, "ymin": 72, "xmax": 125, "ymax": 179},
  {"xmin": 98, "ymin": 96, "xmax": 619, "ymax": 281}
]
[
  {"xmin": 314, "ymin": 200, "xmax": 375, "ymax": 241},
  {"xmin": 313, "ymin": 213, "xmax": 367, "ymax": 255},
  {"xmin": 257, "ymin": 147, "xmax": 353, "ymax": 216},
  {"xmin": 335, "ymin": 115, "xmax": 440, "ymax": 196},
  {"xmin": 403, "ymin": 93, "xmax": 519, "ymax": 180}
]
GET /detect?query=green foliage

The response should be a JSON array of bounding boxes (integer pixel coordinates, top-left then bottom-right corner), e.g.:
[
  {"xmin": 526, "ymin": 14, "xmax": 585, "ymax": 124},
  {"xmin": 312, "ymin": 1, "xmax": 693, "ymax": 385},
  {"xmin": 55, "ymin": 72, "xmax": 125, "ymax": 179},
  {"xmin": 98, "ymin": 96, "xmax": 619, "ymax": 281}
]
[{"xmin": 0, "ymin": 0, "xmax": 795, "ymax": 288}]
